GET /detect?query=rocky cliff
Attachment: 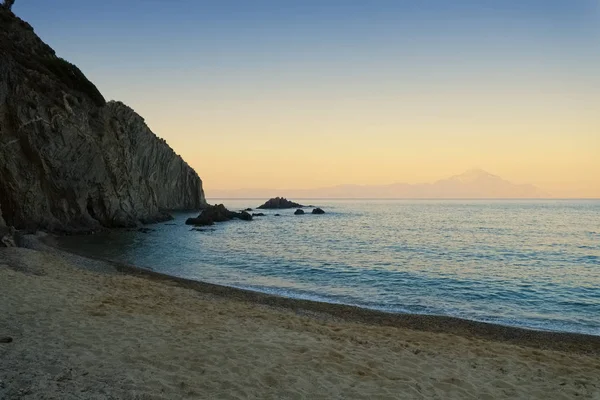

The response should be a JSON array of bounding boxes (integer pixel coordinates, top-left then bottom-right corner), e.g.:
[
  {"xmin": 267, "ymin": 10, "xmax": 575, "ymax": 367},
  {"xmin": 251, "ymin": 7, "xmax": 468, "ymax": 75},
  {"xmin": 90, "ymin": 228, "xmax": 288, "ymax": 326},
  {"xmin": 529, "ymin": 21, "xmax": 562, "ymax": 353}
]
[{"xmin": 0, "ymin": 8, "xmax": 206, "ymax": 232}]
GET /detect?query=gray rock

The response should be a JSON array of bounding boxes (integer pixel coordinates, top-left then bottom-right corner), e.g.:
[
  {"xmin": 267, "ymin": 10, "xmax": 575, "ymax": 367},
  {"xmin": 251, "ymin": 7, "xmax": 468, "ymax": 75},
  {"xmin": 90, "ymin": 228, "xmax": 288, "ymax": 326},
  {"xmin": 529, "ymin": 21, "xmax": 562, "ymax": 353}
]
[
  {"xmin": 237, "ymin": 211, "xmax": 253, "ymax": 221},
  {"xmin": 311, "ymin": 208, "xmax": 325, "ymax": 214},
  {"xmin": 186, "ymin": 204, "xmax": 230, "ymax": 226},
  {"xmin": 0, "ymin": 227, "xmax": 16, "ymax": 247},
  {"xmin": 294, "ymin": 209, "xmax": 305, "ymax": 215},
  {"xmin": 185, "ymin": 204, "xmax": 253, "ymax": 226},
  {"xmin": 0, "ymin": 233, "xmax": 16, "ymax": 247},
  {"xmin": 0, "ymin": 8, "xmax": 207, "ymax": 233}
]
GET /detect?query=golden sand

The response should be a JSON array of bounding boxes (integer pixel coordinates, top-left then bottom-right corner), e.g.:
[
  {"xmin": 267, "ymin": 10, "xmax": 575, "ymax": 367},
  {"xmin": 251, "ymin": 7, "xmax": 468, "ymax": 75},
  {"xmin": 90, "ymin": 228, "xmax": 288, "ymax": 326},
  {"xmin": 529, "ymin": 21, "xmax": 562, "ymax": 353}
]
[{"xmin": 1, "ymin": 245, "xmax": 599, "ymax": 399}]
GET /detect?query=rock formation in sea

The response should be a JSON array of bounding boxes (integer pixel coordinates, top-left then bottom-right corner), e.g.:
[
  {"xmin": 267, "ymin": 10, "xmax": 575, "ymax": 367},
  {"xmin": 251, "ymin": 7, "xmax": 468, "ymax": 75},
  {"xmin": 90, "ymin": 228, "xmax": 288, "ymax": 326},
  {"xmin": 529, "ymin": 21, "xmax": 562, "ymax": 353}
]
[
  {"xmin": 294, "ymin": 209, "xmax": 305, "ymax": 215},
  {"xmin": 185, "ymin": 204, "xmax": 252, "ymax": 226},
  {"xmin": 311, "ymin": 208, "xmax": 325, "ymax": 214},
  {"xmin": 257, "ymin": 197, "xmax": 304, "ymax": 209},
  {"xmin": 0, "ymin": 8, "xmax": 206, "ymax": 232}
]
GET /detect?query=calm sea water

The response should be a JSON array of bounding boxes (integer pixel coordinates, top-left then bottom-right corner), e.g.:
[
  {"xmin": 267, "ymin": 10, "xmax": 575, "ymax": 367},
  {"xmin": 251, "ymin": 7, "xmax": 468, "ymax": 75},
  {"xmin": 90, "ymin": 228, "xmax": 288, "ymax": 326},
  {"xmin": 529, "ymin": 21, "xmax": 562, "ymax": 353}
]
[{"xmin": 58, "ymin": 200, "xmax": 600, "ymax": 335}]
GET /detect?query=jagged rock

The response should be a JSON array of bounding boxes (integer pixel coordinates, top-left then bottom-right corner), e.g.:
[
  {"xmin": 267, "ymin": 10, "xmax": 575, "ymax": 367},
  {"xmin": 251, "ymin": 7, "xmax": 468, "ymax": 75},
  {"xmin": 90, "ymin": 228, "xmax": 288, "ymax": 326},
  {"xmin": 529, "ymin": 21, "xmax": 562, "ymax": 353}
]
[
  {"xmin": 294, "ymin": 209, "xmax": 305, "ymax": 215},
  {"xmin": 252, "ymin": 213, "xmax": 265, "ymax": 217},
  {"xmin": 257, "ymin": 197, "xmax": 304, "ymax": 209},
  {"xmin": 185, "ymin": 204, "xmax": 228, "ymax": 226},
  {"xmin": 185, "ymin": 204, "xmax": 253, "ymax": 226},
  {"xmin": 311, "ymin": 208, "xmax": 325, "ymax": 214},
  {"xmin": 0, "ymin": 8, "xmax": 207, "ymax": 233},
  {"xmin": 1, "ymin": 233, "xmax": 16, "ymax": 247},
  {"xmin": 238, "ymin": 211, "xmax": 252, "ymax": 221},
  {"xmin": 0, "ymin": 226, "xmax": 16, "ymax": 247},
  {"xmin": 202, "ymin": 204, "xmax": 233, "ymax": 223}
]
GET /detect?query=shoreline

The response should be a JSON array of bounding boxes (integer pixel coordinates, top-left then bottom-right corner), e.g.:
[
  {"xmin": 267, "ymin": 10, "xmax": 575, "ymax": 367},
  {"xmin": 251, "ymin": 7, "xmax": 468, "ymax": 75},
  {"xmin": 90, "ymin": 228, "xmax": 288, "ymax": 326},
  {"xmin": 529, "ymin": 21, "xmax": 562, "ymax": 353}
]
[
  {"xmin": 42, "ymin": 234, "xmax": 600, "ymax": 355},
  {"xmin": 3, "ymin": 233, "xmax": 600, "ymax": 398}
]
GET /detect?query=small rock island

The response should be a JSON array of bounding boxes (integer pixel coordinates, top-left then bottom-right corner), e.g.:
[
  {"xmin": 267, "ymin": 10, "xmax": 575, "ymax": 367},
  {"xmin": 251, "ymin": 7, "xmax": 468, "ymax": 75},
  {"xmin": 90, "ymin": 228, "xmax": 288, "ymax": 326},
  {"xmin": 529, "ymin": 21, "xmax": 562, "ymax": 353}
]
[{"xmin": 257, "ymin": 197, "xmax": 304, "ymax": 209}]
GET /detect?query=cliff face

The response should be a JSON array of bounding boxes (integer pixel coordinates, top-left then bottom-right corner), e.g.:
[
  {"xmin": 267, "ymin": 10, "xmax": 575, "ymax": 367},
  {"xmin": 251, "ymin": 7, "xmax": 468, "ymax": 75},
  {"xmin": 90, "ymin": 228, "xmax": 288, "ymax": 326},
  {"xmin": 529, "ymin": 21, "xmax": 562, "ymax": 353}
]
[{"xmin": 0, "ymin": 8, "xmax": 206, "ymax": 232}]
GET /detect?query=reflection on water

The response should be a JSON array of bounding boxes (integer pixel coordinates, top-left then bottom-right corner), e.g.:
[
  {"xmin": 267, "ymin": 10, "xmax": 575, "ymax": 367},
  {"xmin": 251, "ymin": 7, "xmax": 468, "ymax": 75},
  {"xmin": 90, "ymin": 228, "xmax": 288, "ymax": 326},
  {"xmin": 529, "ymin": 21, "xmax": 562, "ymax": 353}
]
[{"xmin": 58, "ymin": 200, "xmax": 600, "ymax": 335}]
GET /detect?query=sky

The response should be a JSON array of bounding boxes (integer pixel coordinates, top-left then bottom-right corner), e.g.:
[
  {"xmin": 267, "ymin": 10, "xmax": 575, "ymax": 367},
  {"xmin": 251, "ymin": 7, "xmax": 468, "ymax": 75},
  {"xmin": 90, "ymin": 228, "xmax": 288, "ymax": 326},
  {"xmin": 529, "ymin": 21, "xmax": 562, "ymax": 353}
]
[{"xmin": 13, "ymin": 0, "xmax": 600, "ymax": 197}]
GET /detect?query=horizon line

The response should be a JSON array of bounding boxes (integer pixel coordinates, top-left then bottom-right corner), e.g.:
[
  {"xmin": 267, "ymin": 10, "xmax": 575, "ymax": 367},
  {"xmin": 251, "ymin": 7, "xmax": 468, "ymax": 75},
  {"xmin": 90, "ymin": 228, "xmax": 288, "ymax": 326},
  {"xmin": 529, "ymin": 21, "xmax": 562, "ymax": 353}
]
[{"xmin": 206, "ymin": 197, "xmax": 600, "ymax": 201}]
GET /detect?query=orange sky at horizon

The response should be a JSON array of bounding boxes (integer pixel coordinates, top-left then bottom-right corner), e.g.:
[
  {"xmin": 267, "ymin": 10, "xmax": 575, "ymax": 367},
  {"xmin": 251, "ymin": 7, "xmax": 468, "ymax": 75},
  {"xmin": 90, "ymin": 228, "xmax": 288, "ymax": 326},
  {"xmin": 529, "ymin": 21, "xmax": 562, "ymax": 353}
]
[{"xmin": 134, "ymin": 77, "xmax": 599, "ymax": 198}]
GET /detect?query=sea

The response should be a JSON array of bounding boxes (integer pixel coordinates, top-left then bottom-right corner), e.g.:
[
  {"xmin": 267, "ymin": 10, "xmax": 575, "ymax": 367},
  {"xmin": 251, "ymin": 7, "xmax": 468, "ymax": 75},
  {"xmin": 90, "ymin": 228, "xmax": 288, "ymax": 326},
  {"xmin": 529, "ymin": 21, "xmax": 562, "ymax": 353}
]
[{"xmin": 57, "ymin": 199, "xmax": 600, "ymax": 336}]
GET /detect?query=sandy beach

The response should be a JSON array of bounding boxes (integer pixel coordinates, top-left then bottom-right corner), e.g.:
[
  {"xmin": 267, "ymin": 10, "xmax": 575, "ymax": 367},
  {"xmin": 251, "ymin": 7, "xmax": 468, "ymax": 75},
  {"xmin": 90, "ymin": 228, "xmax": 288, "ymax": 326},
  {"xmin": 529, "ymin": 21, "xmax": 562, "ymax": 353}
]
[{"xmin": 1, "ymin": 240, "xmax": 599, "ymax": 399}]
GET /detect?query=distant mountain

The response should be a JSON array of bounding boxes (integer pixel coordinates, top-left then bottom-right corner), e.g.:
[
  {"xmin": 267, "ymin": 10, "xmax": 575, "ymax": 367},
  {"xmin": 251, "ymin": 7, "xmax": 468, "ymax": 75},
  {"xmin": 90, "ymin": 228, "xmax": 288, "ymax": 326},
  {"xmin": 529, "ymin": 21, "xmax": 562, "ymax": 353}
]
[{"xmin": 208, "ymin": 169, "xmax": 550, "ymax": 199}]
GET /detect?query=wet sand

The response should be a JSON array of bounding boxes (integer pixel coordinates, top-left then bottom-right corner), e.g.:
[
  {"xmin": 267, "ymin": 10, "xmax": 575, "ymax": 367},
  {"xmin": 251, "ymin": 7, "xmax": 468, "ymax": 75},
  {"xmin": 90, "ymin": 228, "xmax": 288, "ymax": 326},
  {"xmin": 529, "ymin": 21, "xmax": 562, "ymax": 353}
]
[{"xmin": 1, "ymin": 239, "xmax": 599, "ymax": 399}]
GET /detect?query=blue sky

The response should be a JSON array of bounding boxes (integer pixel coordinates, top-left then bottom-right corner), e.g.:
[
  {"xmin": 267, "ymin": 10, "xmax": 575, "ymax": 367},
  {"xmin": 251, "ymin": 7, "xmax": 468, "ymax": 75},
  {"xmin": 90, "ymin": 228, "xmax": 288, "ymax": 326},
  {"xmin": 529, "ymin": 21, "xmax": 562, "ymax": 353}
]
[{"xmin": 16, "ymin": 0, "xmax": 598, "ymax": 97}]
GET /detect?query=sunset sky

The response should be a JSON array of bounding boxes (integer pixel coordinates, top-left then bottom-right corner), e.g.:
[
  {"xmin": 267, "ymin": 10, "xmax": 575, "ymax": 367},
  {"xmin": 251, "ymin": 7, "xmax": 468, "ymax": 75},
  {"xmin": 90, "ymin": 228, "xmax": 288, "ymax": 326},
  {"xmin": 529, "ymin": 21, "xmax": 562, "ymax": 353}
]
[{"xmin": 15, "ymin": 0, "xmax": 600, "ymax": 197}]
